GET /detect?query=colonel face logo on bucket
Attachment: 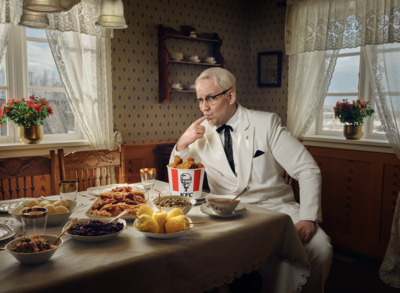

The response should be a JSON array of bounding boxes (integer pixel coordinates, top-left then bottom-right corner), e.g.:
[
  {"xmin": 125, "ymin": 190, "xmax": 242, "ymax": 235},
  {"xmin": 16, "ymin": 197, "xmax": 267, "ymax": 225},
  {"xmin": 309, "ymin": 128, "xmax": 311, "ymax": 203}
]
[
  {"xmin": 168, "ymin": 166, "xmax": 204, "ymax": 199},
  {"xmin": 180, "ymin": 173, "xmax": 192, "ymax": 191}
]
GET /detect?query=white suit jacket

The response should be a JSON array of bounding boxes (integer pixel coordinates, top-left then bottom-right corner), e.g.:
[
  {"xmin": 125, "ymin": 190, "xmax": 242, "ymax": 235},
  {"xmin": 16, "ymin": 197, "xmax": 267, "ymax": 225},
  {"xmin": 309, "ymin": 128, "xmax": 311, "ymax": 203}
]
[{"xmin": 171, "ymin": 105, "xmax": 322, "ymax": 222}]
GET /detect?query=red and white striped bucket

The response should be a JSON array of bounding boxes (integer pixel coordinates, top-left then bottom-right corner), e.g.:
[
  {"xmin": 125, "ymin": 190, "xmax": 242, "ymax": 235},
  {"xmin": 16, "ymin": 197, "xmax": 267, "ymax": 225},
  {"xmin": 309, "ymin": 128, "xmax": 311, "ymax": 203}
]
[{"xmin": 167, "ymin": 166, "xmax": 205, "ymax": 199}]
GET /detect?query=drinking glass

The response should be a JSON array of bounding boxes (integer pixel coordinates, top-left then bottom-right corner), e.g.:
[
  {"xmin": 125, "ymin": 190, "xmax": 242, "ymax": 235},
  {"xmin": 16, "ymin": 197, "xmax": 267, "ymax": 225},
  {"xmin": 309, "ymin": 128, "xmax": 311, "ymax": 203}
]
[
  {"xmin": 21, "ymin": 207, "xmax": 48, "ymax": 236},
  {"xmin": 140, "ymin": 168, "xmax": 156, "ymax": 198},
  {"xmin": 59, "ymin": 180, "xmax": 78, "ymax": 201}
]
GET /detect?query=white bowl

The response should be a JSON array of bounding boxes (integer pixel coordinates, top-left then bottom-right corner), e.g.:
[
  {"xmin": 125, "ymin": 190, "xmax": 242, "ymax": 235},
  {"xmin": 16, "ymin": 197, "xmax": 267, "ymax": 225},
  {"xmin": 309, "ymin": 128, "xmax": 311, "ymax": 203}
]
[
  {"xmin": 205, "ymin": 57, "xmax": 216, "ymax": 64},
  {"xmin": 170, "ymin": 82, "xmax": 183, "ymax": 90},
  {"xmin": 8, "ymin": 199, "xmax": 79, "ymax": 226},
  {"xmin": 152, "ymin": 195, "xmax": 193, "ymax": 215},
  {"xmin": 5, "ymin": 234, "xmax": 63, "ymax": 264},
  {"xmin": 189, "ymin": 55, "xmax": 200, "ymax": 62},
  {"xmin": 64, "ymin": 218, "xmax": 127, "ymax": 242},
  {"xmin": 170, "ymin": 52, "xmax": 183, "ymax": 61},
  {"xmin": 206, "ymin": 194, "xmax": 240, "ymax": 215}
]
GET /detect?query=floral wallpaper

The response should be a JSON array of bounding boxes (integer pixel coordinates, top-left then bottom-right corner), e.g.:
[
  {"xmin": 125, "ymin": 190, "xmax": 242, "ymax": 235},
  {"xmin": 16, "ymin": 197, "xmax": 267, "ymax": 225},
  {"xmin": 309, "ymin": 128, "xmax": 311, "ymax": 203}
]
[{"xmin": 112, "ymin": 0, "xmax": 287, "ymax": 144}]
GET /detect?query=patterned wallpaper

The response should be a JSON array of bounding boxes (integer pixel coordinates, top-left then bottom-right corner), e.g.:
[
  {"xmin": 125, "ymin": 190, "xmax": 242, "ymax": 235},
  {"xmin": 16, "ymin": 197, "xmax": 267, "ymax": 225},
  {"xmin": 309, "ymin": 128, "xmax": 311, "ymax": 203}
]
[{"xmin": 112, "ymin": 0, "xmax": 287, "ymax": 144}]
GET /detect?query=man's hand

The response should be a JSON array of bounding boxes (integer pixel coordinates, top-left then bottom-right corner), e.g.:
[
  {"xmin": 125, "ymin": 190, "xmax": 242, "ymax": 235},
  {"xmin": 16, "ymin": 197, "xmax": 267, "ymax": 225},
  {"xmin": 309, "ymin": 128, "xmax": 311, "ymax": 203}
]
[
  {"xmin": 176, "ymin": 116, "xmax": 208, "ymax": 151},
  {"xmin": 294, "ymin": 220, "xmax": 317, "ymax": 243}
]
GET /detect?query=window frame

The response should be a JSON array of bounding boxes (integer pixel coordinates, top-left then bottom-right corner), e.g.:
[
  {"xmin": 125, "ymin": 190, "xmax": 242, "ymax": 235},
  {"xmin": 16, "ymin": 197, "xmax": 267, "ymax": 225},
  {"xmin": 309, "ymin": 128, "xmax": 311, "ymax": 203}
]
[
  {"xmin": 305, "ymin": 46, "xmax": 388, "ymax": 144},
  {"xmin": 0, "ymin": 26, "xmax": 86, "ymax": 145}
]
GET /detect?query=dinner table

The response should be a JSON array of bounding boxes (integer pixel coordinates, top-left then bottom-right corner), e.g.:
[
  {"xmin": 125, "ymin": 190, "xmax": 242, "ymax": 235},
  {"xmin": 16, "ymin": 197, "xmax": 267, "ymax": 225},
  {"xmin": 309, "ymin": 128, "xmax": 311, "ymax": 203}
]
[{"xmin": 0, "ymin": 180, "xmax": 310, "ymax": 293}]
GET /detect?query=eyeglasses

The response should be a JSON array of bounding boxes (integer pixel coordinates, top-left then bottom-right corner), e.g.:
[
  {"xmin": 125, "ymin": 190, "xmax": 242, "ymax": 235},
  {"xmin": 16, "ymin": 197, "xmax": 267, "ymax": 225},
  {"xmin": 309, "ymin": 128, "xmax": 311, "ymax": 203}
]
[{"xmin": 195, "ymin": 89, "xmax": 230, "ymax": 106}]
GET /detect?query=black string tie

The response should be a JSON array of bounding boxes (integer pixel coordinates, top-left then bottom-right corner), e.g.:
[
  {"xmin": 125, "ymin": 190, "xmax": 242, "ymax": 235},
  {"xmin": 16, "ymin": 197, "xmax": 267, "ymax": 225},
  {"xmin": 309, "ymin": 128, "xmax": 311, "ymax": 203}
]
[{"xmin": 217, "ymin": 124, "xmax": 235, "ymax": 173}]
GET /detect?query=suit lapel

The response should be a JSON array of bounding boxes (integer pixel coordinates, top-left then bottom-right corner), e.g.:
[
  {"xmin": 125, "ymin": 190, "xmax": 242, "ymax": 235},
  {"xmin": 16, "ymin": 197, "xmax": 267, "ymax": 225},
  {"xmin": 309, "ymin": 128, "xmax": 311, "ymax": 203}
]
[
  {"xmin": 235, "ymin": 107, "xmax": 254, "ymax": 193},
  {"xmin": 205, "ymin": 131, "xmax": 234, "ymax": 177}
]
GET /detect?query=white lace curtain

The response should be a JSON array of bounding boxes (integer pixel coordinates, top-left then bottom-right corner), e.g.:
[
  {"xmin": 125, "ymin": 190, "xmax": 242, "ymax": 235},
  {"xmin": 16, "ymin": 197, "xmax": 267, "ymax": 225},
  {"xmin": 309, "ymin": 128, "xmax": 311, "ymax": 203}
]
[
  {"xmin": 0, "ymin": 0, "xmax": 116, "ymax": 150},
  {"xmin": 364, "ymin": 44, "xmax": 400, "ymax": 288},
  {"xmin": 285, "ymin": 0, "xmax": 400, "ymax": 288}
]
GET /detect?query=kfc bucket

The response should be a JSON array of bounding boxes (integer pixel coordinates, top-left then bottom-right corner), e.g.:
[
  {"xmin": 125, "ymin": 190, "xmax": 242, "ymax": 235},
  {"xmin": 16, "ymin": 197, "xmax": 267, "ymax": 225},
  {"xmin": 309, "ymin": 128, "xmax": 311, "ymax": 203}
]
[{"xmin": 167, "ymin": 166, "xmax": 205, "ymax": 199}]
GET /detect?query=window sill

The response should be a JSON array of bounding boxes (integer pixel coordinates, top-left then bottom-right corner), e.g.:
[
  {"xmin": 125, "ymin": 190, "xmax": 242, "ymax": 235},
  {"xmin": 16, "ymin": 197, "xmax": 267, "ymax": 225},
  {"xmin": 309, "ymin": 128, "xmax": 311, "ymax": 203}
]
[
  {"xmin": 0, "ymin": 140, "xmax": 92, "ymax": 158},
  {"xmin": 302, "ymin": 135, "xmax": 394, "ymax": 154}
]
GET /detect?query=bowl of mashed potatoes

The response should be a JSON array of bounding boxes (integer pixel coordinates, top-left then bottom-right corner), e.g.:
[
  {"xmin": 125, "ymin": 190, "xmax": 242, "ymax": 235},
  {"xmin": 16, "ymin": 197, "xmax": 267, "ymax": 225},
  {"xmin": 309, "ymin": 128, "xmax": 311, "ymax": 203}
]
[{"xmin": 8, "ymin": 199, "xmax": 78, "ymax": 226}]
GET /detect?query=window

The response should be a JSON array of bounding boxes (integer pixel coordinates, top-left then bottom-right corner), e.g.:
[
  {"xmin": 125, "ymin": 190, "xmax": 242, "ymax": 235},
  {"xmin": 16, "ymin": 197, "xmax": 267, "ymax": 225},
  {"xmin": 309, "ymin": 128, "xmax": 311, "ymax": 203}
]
[
  {"xmin": 307, "ymin": 46, "xmax": 387, "ymax": 140},
  {"xmin": 0, "ymin": 26, "xmax": 82, "ymax": 143}
]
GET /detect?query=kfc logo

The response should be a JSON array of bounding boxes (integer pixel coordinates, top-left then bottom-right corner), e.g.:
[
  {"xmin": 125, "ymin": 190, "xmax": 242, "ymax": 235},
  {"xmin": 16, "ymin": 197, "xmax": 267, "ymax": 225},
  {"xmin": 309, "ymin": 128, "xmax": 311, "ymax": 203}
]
[{"xmin": 180, "ymin": 173, "xmax": 192, "ymax": 192}]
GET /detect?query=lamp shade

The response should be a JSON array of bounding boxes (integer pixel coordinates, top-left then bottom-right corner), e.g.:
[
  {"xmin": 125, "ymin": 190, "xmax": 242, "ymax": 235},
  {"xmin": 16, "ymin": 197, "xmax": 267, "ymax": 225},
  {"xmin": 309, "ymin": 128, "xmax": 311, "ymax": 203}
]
[
  {"xmin": 96, "ymin": 0, "xmax": 127, "ymax": 29},
  {"xmin": 19, "ymin": 8, "xmax": 49, "ymax": 29},
  {"xmin": 59, "ymin": 0, "xmax": 81, "ymax": 11},
  {"xmin": 24, "ymin": 0, "xmax": 62, "ymax": 13}
]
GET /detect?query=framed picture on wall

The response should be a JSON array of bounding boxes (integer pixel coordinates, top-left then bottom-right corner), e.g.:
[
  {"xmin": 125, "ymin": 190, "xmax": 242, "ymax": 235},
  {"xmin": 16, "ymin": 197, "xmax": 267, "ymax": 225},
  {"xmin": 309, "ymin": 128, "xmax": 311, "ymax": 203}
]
[{"xmin": 257, "ymin": 51, "xmax": 282, "ymax": 87}]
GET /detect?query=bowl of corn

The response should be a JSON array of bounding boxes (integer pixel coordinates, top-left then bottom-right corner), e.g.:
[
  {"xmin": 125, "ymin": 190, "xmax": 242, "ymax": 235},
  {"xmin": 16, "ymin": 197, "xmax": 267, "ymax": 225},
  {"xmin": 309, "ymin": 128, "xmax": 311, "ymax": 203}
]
[{"xmin": 135, "ymin": 204, "xmax": 193, "ymax": 239}]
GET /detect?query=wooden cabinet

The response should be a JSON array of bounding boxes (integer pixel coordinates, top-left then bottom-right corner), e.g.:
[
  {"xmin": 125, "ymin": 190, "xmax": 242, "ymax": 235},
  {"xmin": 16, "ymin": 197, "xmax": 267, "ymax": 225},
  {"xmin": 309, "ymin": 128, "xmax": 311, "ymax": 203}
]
[
  {"xmin": 308, "ymin": 146, "xmax": 400, "ymax": 259},
  {"xmin": 157, "ymin": 24, "xmax": 224, "ymax": 103}
]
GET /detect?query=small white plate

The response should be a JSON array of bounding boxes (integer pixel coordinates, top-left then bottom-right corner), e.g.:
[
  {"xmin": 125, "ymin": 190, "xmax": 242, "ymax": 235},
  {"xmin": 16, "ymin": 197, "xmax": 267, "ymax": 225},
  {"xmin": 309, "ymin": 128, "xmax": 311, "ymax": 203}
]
[
  {"xmin": 134, "ymin": 218, "xmax": 193, "ymax": 239},
  {"xmin": 65, "ymin": 218, "xmax": 127, "ymax": 242},
  {"xmin": 200, "ymin": 202, "xmax": 247, "ymax": 218},
  {"xmin": 0, "ymin": 224, "xmax": 15, "ymax": 241},
  {"xmin": 0, "ymin": 199, "xmax": 31, "ymax": 213},
  {"xmin": 86, "ymin": 183, "xmax": 144, "ymax": 196}
]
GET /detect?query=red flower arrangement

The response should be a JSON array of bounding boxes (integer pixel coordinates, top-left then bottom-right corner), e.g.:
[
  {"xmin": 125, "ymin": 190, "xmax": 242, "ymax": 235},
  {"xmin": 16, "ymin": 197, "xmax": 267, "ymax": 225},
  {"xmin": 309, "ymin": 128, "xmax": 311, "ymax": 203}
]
[
  {"xmin": 334, "ymin": 99, "xmax": 375, "ymax": 126},
  {"xmin": 0, "ymin": 95, "xmax": 53, "ymax": 128}
]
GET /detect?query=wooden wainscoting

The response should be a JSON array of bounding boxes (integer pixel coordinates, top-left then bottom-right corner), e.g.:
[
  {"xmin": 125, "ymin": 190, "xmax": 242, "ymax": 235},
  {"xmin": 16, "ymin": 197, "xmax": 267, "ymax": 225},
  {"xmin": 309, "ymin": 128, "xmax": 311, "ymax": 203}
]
[
  {"xmin": 308, "ymin": 146, "xmax": 400, "ymax": 259},
  {"xmin": 121, "ymin": 142, "xmax": 176, "ymax": 184}
]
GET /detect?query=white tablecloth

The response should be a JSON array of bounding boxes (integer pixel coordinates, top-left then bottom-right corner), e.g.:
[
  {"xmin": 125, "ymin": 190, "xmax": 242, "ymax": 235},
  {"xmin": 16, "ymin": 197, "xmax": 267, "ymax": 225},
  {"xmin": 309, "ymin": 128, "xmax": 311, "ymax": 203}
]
[{"xmin": 0, "ymin": 181, "xmax": 309, "ymax": 293}]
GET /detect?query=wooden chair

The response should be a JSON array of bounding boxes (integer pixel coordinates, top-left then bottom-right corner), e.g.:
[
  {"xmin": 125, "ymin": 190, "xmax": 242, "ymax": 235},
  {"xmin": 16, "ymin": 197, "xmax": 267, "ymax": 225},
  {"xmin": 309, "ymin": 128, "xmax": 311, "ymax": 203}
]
[
  {"xmin": 58, "ymin": 148, "xmax": 124, "ymax": 191},
  {"xmin": 0, "ymin": 150, "xmax": 57, "ymax": 200}
]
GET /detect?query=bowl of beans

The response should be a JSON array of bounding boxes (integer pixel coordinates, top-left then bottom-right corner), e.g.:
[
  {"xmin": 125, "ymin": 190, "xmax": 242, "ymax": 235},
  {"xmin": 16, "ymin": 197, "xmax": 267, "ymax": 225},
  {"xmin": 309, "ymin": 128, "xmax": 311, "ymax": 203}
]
[
  {"xmin": 152, "ymin": 195, "xmax": 193, "ymax": 215},
  {"xmin": 64, "ymin": 218, "xmax": 126, "ymax": 242},
  {"xmin": 5, "ymin": 235, "xmax": 63, "ymax": 264}
]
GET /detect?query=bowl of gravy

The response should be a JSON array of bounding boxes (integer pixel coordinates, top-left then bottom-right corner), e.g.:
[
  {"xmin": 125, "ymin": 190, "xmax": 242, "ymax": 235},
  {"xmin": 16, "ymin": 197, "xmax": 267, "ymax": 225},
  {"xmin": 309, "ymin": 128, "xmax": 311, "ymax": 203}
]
[{"xmin": 206, "ymin": 195, "xmax": 240, "ymax": 215}]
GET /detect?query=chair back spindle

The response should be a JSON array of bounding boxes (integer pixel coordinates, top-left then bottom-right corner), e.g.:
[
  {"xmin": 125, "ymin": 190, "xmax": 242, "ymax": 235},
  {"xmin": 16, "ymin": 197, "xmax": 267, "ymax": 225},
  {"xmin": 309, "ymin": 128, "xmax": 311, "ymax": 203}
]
[
  {"xmin": 58, "ymin": 148, "xmax": 123, "ymax": 191},
  {"xmin": 0, "ymin": 150, "xmax": 57, "ymax": 200}
]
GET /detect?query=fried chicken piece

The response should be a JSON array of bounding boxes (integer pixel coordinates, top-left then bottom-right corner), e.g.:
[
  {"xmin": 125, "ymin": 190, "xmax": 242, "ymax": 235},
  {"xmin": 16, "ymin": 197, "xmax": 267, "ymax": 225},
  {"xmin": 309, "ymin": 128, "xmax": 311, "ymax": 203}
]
[
  {"xmin": 177, "ymin": 160, "xmax": 196, "ymax": 169},
  {"xmin": 168, "ymin": 155, "xmax": 182, "ymax": 168},
  {"xmin": 196, "ymin": 162, "xmax": 205, "ymax": 168}
]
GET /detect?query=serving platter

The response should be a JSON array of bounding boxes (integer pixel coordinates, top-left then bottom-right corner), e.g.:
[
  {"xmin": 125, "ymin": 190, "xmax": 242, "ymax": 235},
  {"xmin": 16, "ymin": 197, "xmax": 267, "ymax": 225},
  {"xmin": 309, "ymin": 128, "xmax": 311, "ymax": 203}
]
[
  {"xmin": 86, "ymin": 183, "xmax": 144, "ymax": 196},
  {"xmin": 0, "ymin": 198, "xmax": 31, "ymax": 213},
  {"xmin": 0, "ymin": 224, "xmax": 15, "ymax": 241},
  {"xmin": 134, "ymin": 219, "xmax": 193, "ymax": 239},
  {"xmin": 200, "ymin": 203, "xmax": 247, "ymax": 218},
  {"xmin": 85, "ymin": 198, "xmax": 141, "ymax": 221}
]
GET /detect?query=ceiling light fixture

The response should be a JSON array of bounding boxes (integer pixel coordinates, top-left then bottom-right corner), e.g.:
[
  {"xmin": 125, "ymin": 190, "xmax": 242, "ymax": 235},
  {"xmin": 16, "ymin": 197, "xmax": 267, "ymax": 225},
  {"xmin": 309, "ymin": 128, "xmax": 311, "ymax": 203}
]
[
  {"xmin": 19, "ymin": 8, "xmax": 49, "ymax": 28},
  {"xmin": 58, "ymin": 0, "xmax": 81, "ymax": 12},
  {"xmin": 96, "ymin": 0, "xmax": 127, "ymax": 29},
  {"xmin": 24, "ymin": 0, "xmax": 62, "ymax": 13}
]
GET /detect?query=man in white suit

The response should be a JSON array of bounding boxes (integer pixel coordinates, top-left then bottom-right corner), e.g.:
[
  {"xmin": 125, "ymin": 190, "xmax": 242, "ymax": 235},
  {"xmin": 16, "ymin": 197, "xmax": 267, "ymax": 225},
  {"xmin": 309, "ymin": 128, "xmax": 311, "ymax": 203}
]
[{"xmin": 170, "ymin": 67, "xmax": 332, "ymax": 292}]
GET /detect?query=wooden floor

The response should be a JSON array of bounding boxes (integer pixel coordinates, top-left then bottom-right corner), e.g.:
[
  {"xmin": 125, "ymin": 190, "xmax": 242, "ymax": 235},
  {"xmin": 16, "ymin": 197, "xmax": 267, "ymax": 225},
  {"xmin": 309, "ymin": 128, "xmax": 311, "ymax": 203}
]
[{"xmin": 325, "ymin": 250, "xmax": 400, "ymax": 293}]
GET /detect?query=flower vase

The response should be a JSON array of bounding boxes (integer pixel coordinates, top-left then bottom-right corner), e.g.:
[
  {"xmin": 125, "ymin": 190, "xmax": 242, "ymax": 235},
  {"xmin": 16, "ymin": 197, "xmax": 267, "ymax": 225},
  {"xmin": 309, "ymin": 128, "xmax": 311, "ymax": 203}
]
[
  {"xmin": 18, "ymin": 125, "xmax": 43, "ymax": 144},
  {"xmin": 343, "ymin": 125, "xmax": 363, "ymax": 140}
]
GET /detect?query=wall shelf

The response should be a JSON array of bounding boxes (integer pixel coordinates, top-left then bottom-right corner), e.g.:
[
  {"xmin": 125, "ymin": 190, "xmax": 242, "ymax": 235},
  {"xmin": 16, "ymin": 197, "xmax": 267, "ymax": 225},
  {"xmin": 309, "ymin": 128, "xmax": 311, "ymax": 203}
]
[{"xmin": 157, "ymin": 24, "xmax": 224, "ymax": 103}]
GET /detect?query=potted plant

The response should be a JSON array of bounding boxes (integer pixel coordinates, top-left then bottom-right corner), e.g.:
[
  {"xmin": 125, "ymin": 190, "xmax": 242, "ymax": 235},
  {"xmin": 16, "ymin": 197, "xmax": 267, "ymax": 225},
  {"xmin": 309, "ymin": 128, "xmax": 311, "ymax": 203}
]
[
  {"xmin": 0, "ymin": 95, "xmax": 53, "ymax": 144},
  {"xmin": 334, "ymin": 98, "xmax": 375, "ymax": 140}
]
